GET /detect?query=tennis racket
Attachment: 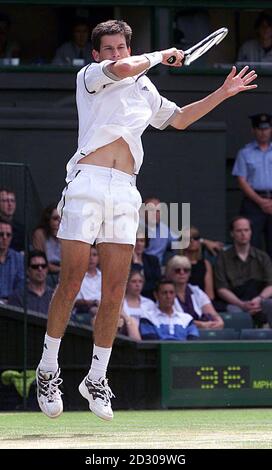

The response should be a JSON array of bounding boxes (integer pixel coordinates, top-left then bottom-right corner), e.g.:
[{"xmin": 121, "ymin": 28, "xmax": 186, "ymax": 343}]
[{"xmin": 167, "ymin": 27, "xmax": 228, "ymax": 65}]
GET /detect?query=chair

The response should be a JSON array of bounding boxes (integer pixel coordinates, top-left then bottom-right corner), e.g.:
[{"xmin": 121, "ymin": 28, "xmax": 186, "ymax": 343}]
[
  {"xmin": 197, "ymin": 328, "xmax": 240, "ymax": 340},
  {"xmin": 240, "ymin": 329, "xmax": 272, "ymax": 340},
  {"xmin": 219, "ymin": 311, "xmax": 253, "ymax": 331}
]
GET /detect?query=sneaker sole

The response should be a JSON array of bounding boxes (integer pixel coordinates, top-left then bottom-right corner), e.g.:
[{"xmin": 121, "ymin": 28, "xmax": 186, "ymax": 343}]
[
  {"xmin": 37, "ymin": 398, "xmax": 63, "ymax": 419},
  {"xmin": 78, "ymin": 380, "xmax": 113, "ymax": 421}
]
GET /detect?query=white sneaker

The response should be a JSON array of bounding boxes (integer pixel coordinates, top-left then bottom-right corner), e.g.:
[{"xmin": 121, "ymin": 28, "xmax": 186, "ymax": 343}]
[
  {"xmin": 36, "ymin": 368, "xmax": 63, "ymax": 418},
  {"xmin": 78, "ymin": 376, "xmax": 115, "ymax": 421}
]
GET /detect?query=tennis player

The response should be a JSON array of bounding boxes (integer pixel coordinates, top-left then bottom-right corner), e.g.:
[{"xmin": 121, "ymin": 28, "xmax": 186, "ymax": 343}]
[{"xmin": 36, "ymin": 20, "xmax": 257, "ymax": 421}]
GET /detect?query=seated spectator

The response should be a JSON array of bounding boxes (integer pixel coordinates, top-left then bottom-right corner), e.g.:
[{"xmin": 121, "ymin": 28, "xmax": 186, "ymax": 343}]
[
  {"xmin": 181, "ymin": 225, "xmax": 214, "ymax": 300},
  {"xmin": 123, "ymin": 269, "xmax": 155, "ymax": 324},
  {"xmin": 32, "ymin": 204, "xmax": 61, "ymax": 287},
  {"xmin": 0, "ymin": 219, "xmax": 24, "ymax": 302},
  {"xmin": 143, "ymin": 196, "xmax": 179, "ymax": 265},
  {"xmin": 165, "ymin": 255, "xmax": 224, "ymax": 329},
  {"xmin": 116, "ymin": 307, "xmax": 141, "ymax": 340},
  {"xmin": 52, "ymin": 19, "xmax": 91, "ymax": 66},
  {"xmin": 0, "ymin": 12, "xmax": 20, "ymax": 60},
  {"xmin": 92, "ymin": 307, "xmax": 141, "ymax": 341},
  {"xmin": 237, "ymin": 11, "xmax": 272, "ymax": 63},
  {"xmin": 131, "ymin": 230, "xmax": 161, "ymax": 300},
  {"xmin": 173, "ymin": 9, "xmax": 210, "ymax": 66},
  {"xmin": 143, "ymin": 196, "xmax": 224, "ymax": 265},
  {"xmin": 139, "ymin": 280, "xmax": 199, "ymax": 340},
  {"xmin": 214, "ymin": 216, "xmax": 272, "ymax": 327},
  {"xmin": 72, "ymin": 246, "xmax": 101, "ymax": 322},
  {"xmin": 8, "ymin": 250, "xmax": 54, "ymax": 314},
  {"xmin": 0, "ymin": 187, "xmax": 24, "ymax": 252}
]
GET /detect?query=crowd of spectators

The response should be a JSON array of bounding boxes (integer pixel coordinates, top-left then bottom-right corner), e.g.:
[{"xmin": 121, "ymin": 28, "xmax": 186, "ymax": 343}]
[
  {"xmin": 1, "ymin": 9, "xmax": 272, "ymax": 67},
  {"xmin": 2, "ymin": 183, "xmax": 272, "ymax": 342}
]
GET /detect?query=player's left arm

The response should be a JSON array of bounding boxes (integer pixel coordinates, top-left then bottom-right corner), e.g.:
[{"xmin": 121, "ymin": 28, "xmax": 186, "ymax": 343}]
[{"xmin": 171, "ymin": 66, "xmax": 257, "ymax": 130}]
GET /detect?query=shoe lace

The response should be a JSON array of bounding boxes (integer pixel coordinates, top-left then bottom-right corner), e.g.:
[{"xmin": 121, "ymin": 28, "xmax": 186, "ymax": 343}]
[
  {"xmin": 39, "ymin": 373, "xmax": 63, "ymax": 402},
  {"xmin": 89, "ymin": 378, "xmax": 115, "ymax": 404}
]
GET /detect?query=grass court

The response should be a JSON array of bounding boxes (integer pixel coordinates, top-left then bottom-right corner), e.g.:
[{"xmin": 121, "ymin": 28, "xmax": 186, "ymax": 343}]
[{"xmin": 0, "ymin": 409, "xmax": 272, "ymax": 449}]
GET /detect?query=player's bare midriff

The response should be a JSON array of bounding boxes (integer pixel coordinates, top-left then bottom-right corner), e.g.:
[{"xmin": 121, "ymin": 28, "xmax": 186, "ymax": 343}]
[{"xmin": 78, "ymin": 137, "xmax": 134, "ymax": 175}]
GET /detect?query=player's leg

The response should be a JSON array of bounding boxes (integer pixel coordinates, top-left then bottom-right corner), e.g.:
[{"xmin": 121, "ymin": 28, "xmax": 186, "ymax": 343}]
[
  {"xmin": 37, "ymin": 239, "xmax": 90, "ymax": 418},
  {"xmin": 79, "ymin": 242, "xmax": 133, "ymax": 420}
]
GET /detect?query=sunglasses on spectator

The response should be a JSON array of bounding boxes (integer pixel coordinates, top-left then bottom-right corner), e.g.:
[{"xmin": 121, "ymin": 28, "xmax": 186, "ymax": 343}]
[
  {"xmin": 190, "ymin": 235, "xmax": 200, "ymax": 241},
  {"xmin": 30, "ymin": 263, "xmax": 47, "ymax": 270},
  {"xmin": 174, "ymin": 267, "xmax": 191, "ymax": 274},
  {"xmin": 0, "ymin": 232, "xmax": 12, "ymax": 238}
]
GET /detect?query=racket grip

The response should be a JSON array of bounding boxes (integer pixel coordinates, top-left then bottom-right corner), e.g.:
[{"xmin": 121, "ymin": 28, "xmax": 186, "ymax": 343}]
[
  {"xmin": 167, "ymin": 55, "xmax": 176, "ymax": 64},
  {"xmin": 167, "ymin": 55, "xmax": 185, "ymax": 65}
]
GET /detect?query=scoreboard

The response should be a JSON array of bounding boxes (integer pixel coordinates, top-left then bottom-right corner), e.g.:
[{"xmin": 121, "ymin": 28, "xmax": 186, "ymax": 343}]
[{"xmin": 160, "ymin": 342, "xmax": 272, "ymax": 408}]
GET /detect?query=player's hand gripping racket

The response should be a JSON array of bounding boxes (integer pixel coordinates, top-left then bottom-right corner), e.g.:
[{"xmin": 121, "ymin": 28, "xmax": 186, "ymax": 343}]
[{"xmin": 167, "ymin": 27, "xmax": 228, "ymax": 66}]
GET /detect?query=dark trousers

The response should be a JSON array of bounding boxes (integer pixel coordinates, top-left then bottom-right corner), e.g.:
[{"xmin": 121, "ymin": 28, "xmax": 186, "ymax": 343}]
[{"xmin": 240, "ymin": 197, "xmax": 272, "ymax": 258}]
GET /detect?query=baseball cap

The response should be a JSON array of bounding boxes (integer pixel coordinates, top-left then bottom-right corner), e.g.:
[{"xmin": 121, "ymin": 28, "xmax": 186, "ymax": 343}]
[{"xmin": 249, "ymin": 113, "xmax": 272, "ymax": 129}]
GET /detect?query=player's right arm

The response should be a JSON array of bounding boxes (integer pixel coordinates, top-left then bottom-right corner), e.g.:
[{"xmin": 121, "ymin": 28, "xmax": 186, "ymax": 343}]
[{"xmin": 107, "ymin": 48, "xmax": 184, "ymax": 79}]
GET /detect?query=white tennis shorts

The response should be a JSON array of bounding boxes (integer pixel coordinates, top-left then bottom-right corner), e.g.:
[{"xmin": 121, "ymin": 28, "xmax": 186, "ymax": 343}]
[{"xmin": 57, "ymin": 164, "xmax": 142, "ymax": 246}]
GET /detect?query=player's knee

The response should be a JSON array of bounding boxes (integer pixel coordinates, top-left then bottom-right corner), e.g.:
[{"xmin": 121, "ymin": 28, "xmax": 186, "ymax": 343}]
[
  {"xmin": 100, "ymin": 295, "xmax": 123, "ymax": 314},
  {"xmin": 58, "ymin": 278, "xmax": 82, "ymax": 300}
]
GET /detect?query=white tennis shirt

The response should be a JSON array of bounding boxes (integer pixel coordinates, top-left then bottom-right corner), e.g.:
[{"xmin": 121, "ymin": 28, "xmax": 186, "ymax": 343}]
[{"xmin": 65, "ymin": 59, "xmax": 180, "ymax": 182}]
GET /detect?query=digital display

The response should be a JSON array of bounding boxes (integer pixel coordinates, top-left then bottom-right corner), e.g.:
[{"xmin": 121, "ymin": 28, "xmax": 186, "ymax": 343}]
[
  {"xmin": 160, "ymin": 342, "xmax": 272, "ymax": 408},
  {"xmin": 173, "ymin": 366, "xmax": 250, "ymax": 389}
]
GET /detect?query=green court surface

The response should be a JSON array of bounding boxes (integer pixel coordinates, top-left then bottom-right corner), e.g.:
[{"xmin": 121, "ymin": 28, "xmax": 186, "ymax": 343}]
[{"xmin": 0, "ymin": 409, "xmax": 272, "ymax": 449}]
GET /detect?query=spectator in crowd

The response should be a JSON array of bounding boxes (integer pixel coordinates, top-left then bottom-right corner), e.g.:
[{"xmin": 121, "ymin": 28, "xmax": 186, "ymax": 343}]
[
  {"xmin": 139, "ymin": 280, "xmax": 199, "ymax": 340},
  {"xmin": 52, "ymin": 19, "xmax": 91, "ymax": 66},
  {"xmin": 0, "ymin": 12, "xmax": 20, "ymax": 60},
  {"xmin": 165, "ymin": 255, "xmax": 224, "ymax": 329},
  {"xmin": 143, "ymin": 197, "xmax": 224, "ymax": 264},
  {"xmin": 92, "ymin": 306, "xmax": 141, "ymax": 341},
  {"xmin": 123, "ymin": 269, "xmax": 155, "ymax": 324},
  {"xmin": 115, "ymin": 308, "xmax": 141, "ymax": 340},
  {"xmin": 72, "ymin": 246, "xmax": 101, "ymax": 323},
  {"xmin": 0, "ymin": 187, "xmax": 24, "ymax": 252},
  {"xmin": 143, "ymin": 196, "xmax": 178, "ymax": 265},
  {"xmin": 173, "ymin": 9, "xmax": 210, "ymax": 66},
  {"xmin": 0, "ymin": 219, "xmax": 24, "ymax": 302},
  {"xmin": 232, "ymin": 113, "xmax": 272, "ymax": 258},
  {"xmin": 8, "ymin": 250, "xmax": 54, "ymax": 314},
  {"xmin": 237, "ymin": 12, "xmax": 272, "ymax": 63},
  {"xmin": 32, "ymin": 204, "xmax": 61, "ymax": 287},
  {"xmin": 131, "ymin": 230, "xmax": 161, "ymax": 300},
  {"xmin": 214, "ymin": 216, "xmax": 272, "ymax": 327},
  {"xmin": 181, "ymin": 225, "xmax": 215, "ymax": 300}
]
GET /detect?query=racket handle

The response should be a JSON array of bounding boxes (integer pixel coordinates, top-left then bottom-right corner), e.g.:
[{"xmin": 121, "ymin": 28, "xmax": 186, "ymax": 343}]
[
  {"xmin": 167, "ymin": 55, "xmax": 185, "ymax": 65},
  {"xmin": 167, "ymin": 55, "xmax": 176, "ymax": 64}
]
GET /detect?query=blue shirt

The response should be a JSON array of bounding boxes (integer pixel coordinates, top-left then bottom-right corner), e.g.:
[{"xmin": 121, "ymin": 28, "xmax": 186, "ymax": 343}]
[
  {"xmin": 144, "ymin": 221, "xmax": 177, "ymax": 264},
  {"xmin": 8, "ymin": 285, "xmax": 54, "ymax": 314},
  {"xmin": 232, "ymin": 141, "xmax": 272, "ymax": 191},
  {"xmin": 140, "ymin": 307, "xmax": 199, "ymax": 340},
  {"xmin": 0, "ymin": 249, "xmax": 24, "ymax": 299}
]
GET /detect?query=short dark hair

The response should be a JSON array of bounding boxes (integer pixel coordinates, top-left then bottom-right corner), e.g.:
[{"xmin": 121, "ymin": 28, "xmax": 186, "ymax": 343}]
[
  {"xmin": 255, "ymin": 12, "xmax": 272, "ymax": 30},
  {"xmin": 0, "ymin": 187, "xmax": 15, "ymax": 195},
  {"xmin": 229, "ymin": 216, "xmax": 252, "ymax": 231},
  {"xmin": 0, "ymin": 13, "xmax": 11, "ymax": 28},
  {"xmin": 91, "ymin": 19, "xmax": 132, "ymax": 51},
  {"xmin": 155, "ymin": 280, "xmax": 175, "ymax": 292},
  {"xmin": 0, "ymin": 218, "xmax": 12, "ymax": 228},
  {"xmin": 128, "ymin": 268, "xmax": 145, "ymax": 282},
  {"xmin": 28, "ymin": 250, "xmax": 48, "ymax": 267}
]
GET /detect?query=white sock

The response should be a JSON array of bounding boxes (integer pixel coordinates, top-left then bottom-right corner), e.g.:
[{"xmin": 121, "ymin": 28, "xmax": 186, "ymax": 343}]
[
  {"xmin": 39, "ymin": 333, "xmax": 61, "ymax": 373},
  {"xmin": 88, "ymin": 345, "xmax": 112, "ymax": 381}
]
